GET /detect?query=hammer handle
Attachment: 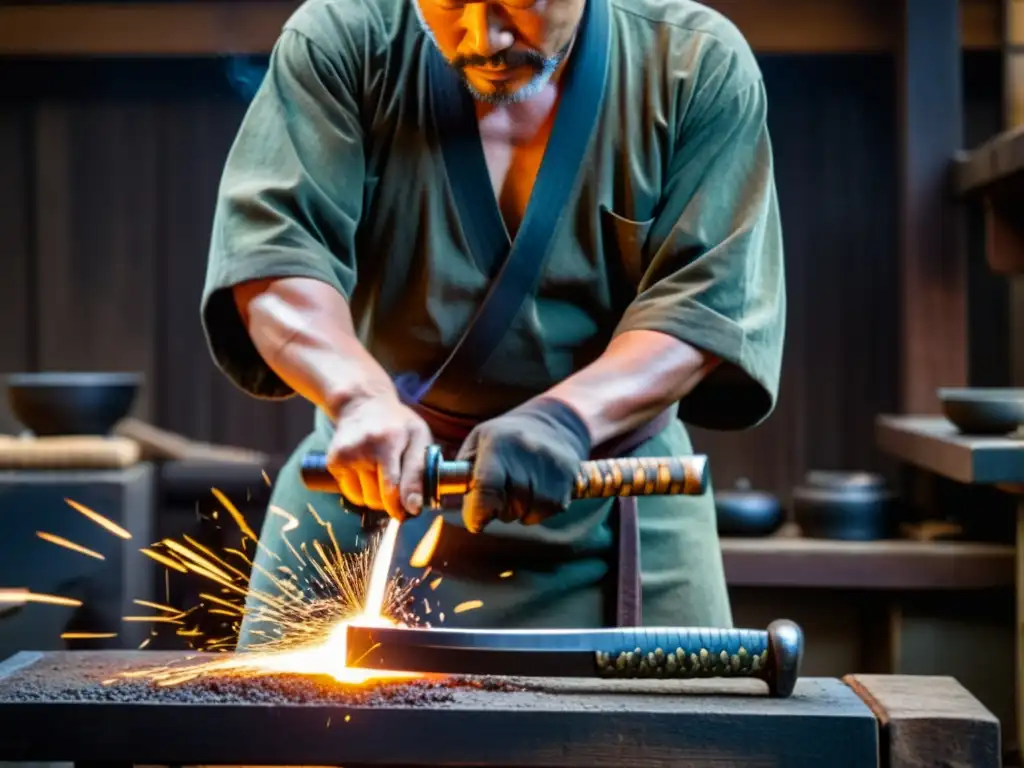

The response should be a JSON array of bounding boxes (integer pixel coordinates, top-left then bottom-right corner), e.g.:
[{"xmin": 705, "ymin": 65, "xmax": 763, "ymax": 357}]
[{"xmin": 300, "ymin": 449, "xmax": 709, "ymax": 502}]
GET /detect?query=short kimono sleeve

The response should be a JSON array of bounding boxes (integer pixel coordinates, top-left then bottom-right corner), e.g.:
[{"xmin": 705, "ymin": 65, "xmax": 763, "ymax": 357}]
[
  {"xmin": 201, "ymin": 28, "xmax": 368, "ymax": 399},
  {"xmin": 614, "ymin": 70, "xmax": 786, "ymax": 431}
]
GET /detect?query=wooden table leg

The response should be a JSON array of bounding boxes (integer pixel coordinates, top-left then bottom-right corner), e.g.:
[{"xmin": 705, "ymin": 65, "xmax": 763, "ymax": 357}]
[{"xmin": 1017, "ymin": 497, "xmax": 1024, "ymax": 757}]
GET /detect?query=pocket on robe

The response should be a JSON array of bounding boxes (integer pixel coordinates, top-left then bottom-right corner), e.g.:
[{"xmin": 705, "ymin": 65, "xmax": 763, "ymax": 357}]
[{"xmin": 599, "ymin": 205, "xmax": 655, "ymax": 287}]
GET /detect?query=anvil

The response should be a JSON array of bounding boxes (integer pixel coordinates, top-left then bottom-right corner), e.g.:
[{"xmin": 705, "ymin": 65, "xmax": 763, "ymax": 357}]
[{"xmin": 346, "ymin": 619, "xmax": 804, "ymax": 698}]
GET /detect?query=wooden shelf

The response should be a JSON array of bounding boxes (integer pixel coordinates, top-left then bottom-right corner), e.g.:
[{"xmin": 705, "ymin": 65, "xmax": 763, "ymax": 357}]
[
  {"xmin": 721, "ymin": 536, "xmax": 1014, "ymax": 590},
  {"xmin": 876, "ymin": 415, "xmax": 1024, "ymax": 486},
  {"xmin": 953, "ymin": 128, "xmax": 1024, "ymax": 198},
  {"xmin": 0, "ymin": 0, "xmax": 1004, "ymax": 57},
  {"xmin": 951, "ymin": 128, "xmax": 1024, "ymax": 274}
]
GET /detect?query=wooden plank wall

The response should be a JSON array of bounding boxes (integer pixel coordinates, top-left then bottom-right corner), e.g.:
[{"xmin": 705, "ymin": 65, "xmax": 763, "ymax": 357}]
[{"xmin": 0, "ymin": 51, "xmax": 1006, "ymax": 497}]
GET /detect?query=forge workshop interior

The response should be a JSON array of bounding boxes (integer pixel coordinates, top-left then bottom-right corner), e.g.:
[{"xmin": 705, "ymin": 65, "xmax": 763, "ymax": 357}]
[{"xmin": 0, "ymin": 0, "xmax": 1023, "ymax": 766}]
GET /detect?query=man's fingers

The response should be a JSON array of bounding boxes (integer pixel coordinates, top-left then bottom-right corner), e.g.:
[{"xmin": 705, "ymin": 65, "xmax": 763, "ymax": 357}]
[
  {"xmin": 462, "ymin": 449, "xmax": 507, "ymax": 534},
  {"xmin": 521, "ymin": 508, "xmax": 552, "ymax": 526},
  {"xmin": 462, "ymin": 488, "xmax": 504, "ymax": 534},
  {"xmin": 378, "ymin": 448, "xmax": 406, "ymax": 521},
  {"xmin": 455, "ymin": 430, "xmax": 480, "ymax": 462},
  {"xmin": 334, "ymin": 468, "xmax": 364, "ymax": 508},
  {"xmin": 358, "ymin": 469, "xmax": 385, "ymax": 510},
  {"xmin": 399, "ymin": 428, "xmax": 432, "ymax": 515}
]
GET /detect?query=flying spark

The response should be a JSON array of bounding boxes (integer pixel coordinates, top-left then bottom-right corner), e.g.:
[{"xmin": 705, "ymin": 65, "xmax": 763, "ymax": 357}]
[{"xmin": 4, "ymin": 478, "xmax": 479, "ymax": 689}]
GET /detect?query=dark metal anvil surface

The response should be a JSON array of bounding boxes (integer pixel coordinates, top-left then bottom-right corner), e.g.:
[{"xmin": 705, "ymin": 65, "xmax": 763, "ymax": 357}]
[
  {"xmin": 347, "ymin": 619, "xmax": 804, "ymax": 698},
  {"xmin": 0, "ymin": 650, "xmax": 879, "ymax": 767}
]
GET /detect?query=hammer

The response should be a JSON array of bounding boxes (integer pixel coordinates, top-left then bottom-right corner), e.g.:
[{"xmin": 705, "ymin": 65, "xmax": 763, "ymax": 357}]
[{"xmin": 300, "ymin": 445, "xmax": 710, "ymax": 509}]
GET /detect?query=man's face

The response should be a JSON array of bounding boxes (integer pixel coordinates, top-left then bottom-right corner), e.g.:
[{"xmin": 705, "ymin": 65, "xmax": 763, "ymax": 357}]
[{"xmin": 415, "ymin": 0, "xmax": 586, "ymax": 105}]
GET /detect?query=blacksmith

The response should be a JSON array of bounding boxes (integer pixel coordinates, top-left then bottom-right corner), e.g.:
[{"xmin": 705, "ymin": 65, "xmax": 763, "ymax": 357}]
[{"xmin": 201, "ymin": 0, "xmax": 785, "ymax": 642}]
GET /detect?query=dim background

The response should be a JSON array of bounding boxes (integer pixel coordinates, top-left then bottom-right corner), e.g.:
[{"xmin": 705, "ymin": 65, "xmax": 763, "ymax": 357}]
[{"xmin": 0, "ymin": 46, "xmax": 1010, "ymax": 495}]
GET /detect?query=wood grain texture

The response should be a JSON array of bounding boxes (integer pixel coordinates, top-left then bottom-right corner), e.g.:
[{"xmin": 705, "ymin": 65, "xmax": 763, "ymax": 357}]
[
  {"xmin": 32, "ymin": 100, "xmax": 160, "ymax": 422},
  {"xmin": 0, "ymin": 103, "xmax": 35, "ymax": 436},
  {"xmin": 844, "ymin": 674, "xmax": 1001, "ymax": 768},
  {"xmin": 897, "ymin": 0, "xmax": 968, "ymax": 415},
  {"xmin": 0, "ymin": 651, "xmax": 881, "ymax": 767},
  {"xmin": 157, "ymin": 79, "xmax": 313, "ymax": 452},
  {"xmin": 0, "ymin": 2, "xmax": 300, "ymax": 57}
]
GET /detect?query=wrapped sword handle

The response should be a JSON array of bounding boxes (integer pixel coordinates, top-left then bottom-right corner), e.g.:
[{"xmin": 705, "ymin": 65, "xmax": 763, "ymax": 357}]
[
  {"xmin": 593, "ymin": 619, "xmax": 804, "ymax": 698},
  {"xmin": 301, "ymin": 445, "xmax": 709, "ymax": 508}
]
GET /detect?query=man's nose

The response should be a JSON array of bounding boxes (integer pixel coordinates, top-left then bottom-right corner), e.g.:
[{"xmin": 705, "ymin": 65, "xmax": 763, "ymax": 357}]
[{"xmin": 460, "ymin": 3, "xmax": 515, "ymax": 56}]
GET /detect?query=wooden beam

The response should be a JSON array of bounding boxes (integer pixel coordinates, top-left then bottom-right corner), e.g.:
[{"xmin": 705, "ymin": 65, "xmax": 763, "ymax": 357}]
[
  {"xmin": 965, "ymin": 0, "xmax": 1006, "ymax": 49},
  {"xmin": 0, "ymin": 2, "xmax": 298, "ymax": 57},
  {"xmin": 722, "ymin": 536, "xmax": 1015, "ymax": 590},
  {"xmin": 955, "ymin": 5, "xmax": 1024, "ymax": 274},
  {"xmin": 999, "ymin": 3, "xmax": 1024, "ymax": 760},
  {"xmin": 0, "ymin": 0, "xmax": 1006, "ymax": 57},
  {"xmin": 897, "ymin": 0, "xmax": 968, "ymax": 415}
]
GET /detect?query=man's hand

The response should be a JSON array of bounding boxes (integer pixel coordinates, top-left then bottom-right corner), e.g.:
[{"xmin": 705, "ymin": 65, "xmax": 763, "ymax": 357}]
[
  {"xmin": 456, "ymin": 398, "xmax": 592, "ymax": 533},
  {"xmin": 327, "ymin": 394, "xmax": 433, "ymax": 521}
]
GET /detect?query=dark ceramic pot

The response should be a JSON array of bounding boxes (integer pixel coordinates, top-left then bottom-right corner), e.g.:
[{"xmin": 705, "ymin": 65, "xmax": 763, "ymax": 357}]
[
  {"xmin": 715, "ymin": 479, "xmax": 784, "ymax": 537},
  {"xmin": 792, "ymin": 470, "xmax": 894, "ymax": 541},
  {"xmin": 938, "ymin": 388, "xmax": 1024, "ymax": 436},
  {"xmin": 5, "ymin": 371, "xmax": 143, "ymax": 437}
]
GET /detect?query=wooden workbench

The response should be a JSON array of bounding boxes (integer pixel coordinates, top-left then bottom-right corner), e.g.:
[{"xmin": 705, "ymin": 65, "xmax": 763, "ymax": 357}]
[
  {"xmin": 876, "ymin": 414, "xmax": 1024, "ymax": 755},
  {"xmin": 0, "ymin": 650, "xmax": 1003, "ymax": 767}
]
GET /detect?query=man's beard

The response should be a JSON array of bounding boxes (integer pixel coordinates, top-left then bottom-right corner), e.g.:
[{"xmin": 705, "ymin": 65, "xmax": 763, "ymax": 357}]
[{"xmin": 414, "ymin": 2, "xmax": 569, "ymax": 105}]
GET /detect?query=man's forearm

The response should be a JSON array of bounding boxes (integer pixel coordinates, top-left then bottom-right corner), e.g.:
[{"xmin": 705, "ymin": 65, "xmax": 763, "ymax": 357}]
[
  {"xmin": 233, "ymin": 276, "xmax": 397, "ymax": 418},
  {"xmin": 543, "ymin": 329, "xmax": 720, "ymax": 446}
]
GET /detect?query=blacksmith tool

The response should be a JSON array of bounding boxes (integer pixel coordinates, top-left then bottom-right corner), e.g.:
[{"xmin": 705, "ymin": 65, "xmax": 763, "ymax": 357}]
[
  {"xmin": 301, "ymin": 445, "xmax": 709, "ymax": 509},
  {"xmin": 345, "ymin": 619, "xmax": 804, "ymax": 698}
]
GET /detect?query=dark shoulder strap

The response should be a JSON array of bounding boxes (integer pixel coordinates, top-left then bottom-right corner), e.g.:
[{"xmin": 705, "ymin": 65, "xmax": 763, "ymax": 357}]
[{"xmin": 396, "ymin": 0, "xmax": 611, "ymax": 405}]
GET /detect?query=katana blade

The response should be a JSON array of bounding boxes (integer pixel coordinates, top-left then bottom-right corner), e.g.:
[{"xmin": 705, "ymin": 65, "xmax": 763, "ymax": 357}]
[{"xmin": 346, "ymin": 619, "xmax": 803, "ymax": 698}]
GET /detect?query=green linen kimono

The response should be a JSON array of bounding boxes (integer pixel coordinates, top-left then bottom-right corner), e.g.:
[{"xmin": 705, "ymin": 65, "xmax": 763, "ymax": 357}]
[{"xmin": 201, "ymin": 0, "xmax": 785, "ymax": 643}]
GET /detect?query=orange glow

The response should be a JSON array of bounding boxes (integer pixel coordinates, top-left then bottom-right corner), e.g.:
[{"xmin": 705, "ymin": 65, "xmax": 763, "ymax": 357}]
[
  {"xmin": 0, "ymin": 589, "xmax": 81, "ymax": 607},
  {"xmin": 65, "ymin": 498, "xmax": 131, "ymax": 539},
  {"xmin": 7, "ymin": 482, "xmax": 475, "ymax": 689},
  {"xmin": 409, "ymin": 514, "xmax": 444, "ymax": 568},
  {"xmin": 120, "ymin": 519, "xmax": 422, "ymax": 687},
  {"xmin": 36, "ymin": 531, "xmax": 105, "ymax": 560}
]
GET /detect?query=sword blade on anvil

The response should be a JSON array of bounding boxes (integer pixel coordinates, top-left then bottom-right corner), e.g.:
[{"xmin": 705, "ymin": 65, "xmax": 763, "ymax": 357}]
[{"xmin": 346, "ymin": 619, "xmax": 804, "ymax": 698}]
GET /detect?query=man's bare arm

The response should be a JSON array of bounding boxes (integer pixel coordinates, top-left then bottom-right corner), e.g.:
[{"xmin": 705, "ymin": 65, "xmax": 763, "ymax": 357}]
[
  {"xmin": 232, "ymin": 277, "xmax": 431, "ymax": 518},
  {"xmin": 543, "ymin": 330, "xmax": 721, "ymax": 446},
  {"xmin": 232, "ymin": 277, "xmax": 395, "ymax": 418}
]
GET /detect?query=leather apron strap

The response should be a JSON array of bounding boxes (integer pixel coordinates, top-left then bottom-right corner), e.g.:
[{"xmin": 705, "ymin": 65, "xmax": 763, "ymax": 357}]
[
  {"xmin": 614, "ymin": 497, "xmax": 642, "ymax": 627},
  {"xmin": 590, "ymin": 406, "xmax": 675, "ymax": 628}
]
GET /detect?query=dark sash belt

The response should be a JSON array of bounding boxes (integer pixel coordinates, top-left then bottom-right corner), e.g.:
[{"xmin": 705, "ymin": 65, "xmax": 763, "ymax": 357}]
[{"xmin": 410, "ymin": 400, "xmax": 673, "ymax": 628}]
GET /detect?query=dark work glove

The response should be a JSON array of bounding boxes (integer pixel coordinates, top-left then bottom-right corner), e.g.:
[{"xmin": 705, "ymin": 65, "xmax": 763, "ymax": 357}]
[{"xmin": 456, "ymin": 398, "xmax": 592, "ymax": 533}]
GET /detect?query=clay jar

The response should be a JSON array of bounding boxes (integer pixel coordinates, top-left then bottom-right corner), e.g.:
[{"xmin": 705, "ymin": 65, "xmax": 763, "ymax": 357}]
[
  {"xmin": 792, "ymin": 470, "xmax": 894, "ymax": 541},
  {"xmin": 714, "ymin": 478, "xmax": 784, "ymax": 537}
]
